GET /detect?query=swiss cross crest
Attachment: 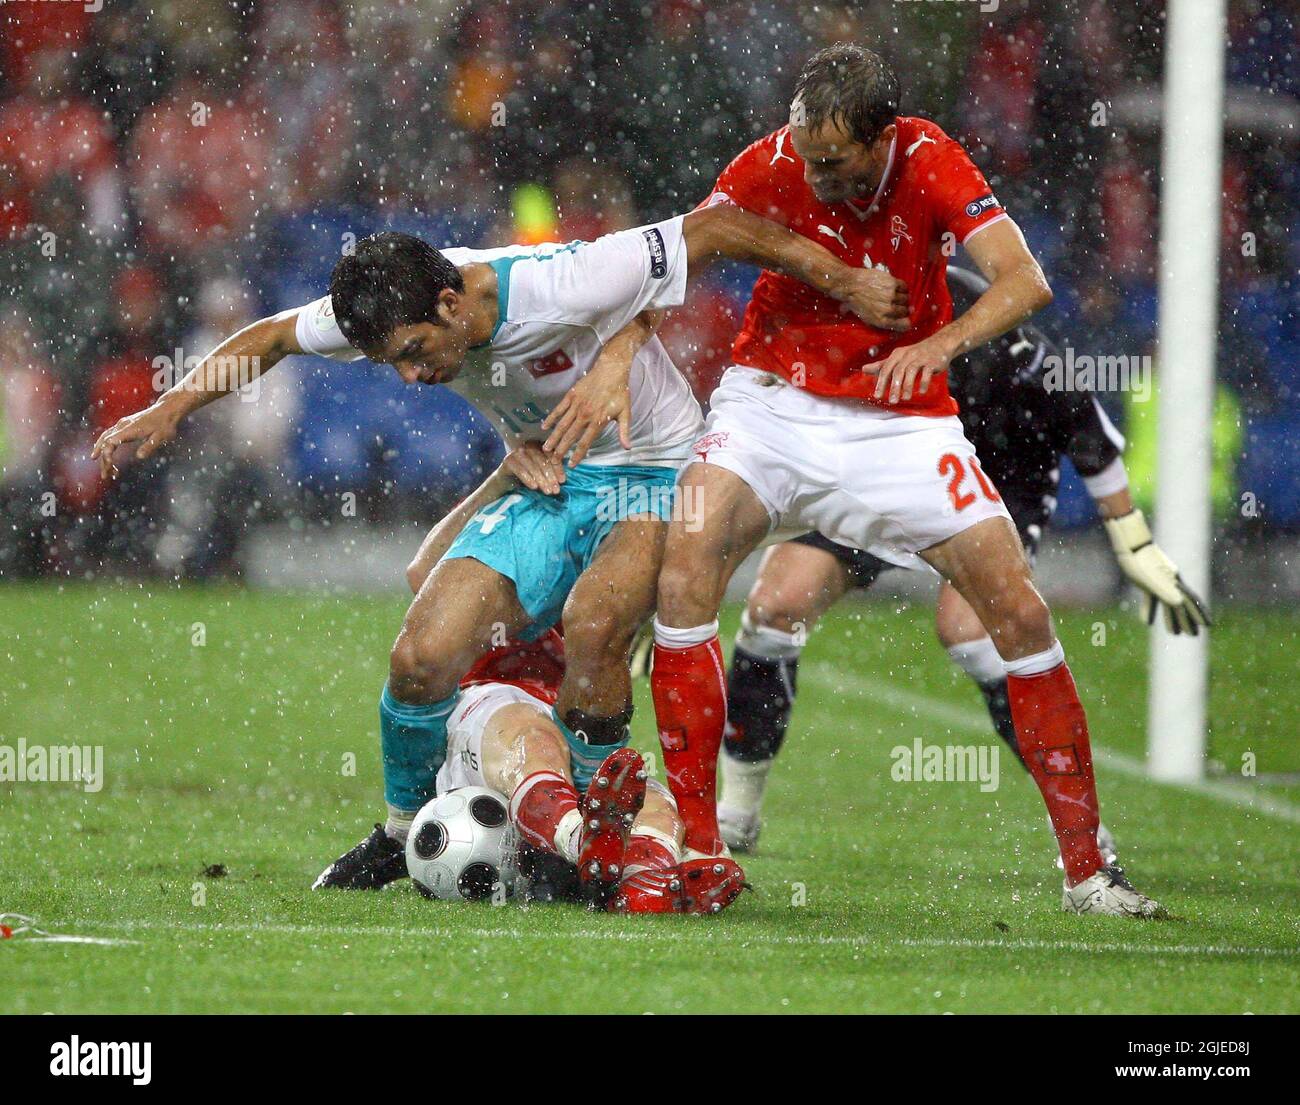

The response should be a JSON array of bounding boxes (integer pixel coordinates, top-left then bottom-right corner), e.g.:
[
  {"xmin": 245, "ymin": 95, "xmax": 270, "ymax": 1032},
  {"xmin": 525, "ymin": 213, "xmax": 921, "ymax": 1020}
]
[
  {"xmin": 659, "ymin": 727, "xmax": 688, "ymax": 752},
  {"xmin": 1036, "ymin": 744, "xmax": 1082, "ymax": 775},
  {"xmin": 527, "ymin": 350, "xmax": 574, "ymax": 378},
  {"xmin": 692, "ymin": 431, "xmax": 730, "ymax": 462}
]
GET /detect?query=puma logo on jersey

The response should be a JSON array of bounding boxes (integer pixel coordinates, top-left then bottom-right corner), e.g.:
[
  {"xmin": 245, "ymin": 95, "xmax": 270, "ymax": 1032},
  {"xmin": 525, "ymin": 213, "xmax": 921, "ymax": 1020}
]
[
  {"xmin": 1008, "ymin": 335, "xmax": 1036, "ymax": 358},
  {"xmin": 771, "ymin": 131, "xmax": 795, "ymax": 165},
  {"xmin": 817, "ymin": 224, "xmax": 847, "ymax": 248},
  {"xmin": 905, "ymin": 133, "xmax": 937, "ymax": 157}
]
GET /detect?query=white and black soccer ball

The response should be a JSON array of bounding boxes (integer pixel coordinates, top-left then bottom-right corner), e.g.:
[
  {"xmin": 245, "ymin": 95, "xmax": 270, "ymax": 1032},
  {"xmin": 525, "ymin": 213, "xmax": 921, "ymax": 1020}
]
[{"xmin": 405, "ymin": 787, "xmax": 515, "ymax": 902}]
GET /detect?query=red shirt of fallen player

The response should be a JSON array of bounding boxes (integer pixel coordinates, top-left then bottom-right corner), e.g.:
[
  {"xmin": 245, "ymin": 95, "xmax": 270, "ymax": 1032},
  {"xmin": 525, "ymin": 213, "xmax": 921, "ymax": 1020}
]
[
  {"xmin": 460, "ymin": 628, "xmax": 565, "ymax": 705},
  {"xmin": 704, "ymin": 117, "xmax": 1008, "ymax": 416}
]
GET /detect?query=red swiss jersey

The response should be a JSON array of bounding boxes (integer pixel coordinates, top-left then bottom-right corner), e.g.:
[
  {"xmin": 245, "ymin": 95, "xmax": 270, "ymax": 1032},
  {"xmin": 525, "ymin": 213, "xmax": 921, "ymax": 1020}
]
[
  {"xmin": 459, "ymin": 627, "xmax": 565, "ymax": 705},
  {"xmin": 705, "ymin": 117, "xmax": 1008, "ymax": 415}
]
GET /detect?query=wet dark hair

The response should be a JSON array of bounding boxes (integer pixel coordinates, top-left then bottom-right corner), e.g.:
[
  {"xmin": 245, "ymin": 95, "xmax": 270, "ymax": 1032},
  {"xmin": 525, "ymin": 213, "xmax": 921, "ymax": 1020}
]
[
  {"xmin": 793, "ymin": 43, "xmax": 901, "ymax": 147},
  {"xmin": 329, "ymin": 232, "xmax": 465, "ymax": 352}
]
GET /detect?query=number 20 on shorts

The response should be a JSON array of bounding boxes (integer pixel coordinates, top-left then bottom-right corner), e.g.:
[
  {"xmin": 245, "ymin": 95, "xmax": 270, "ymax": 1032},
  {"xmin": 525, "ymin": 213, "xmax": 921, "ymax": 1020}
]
[{"xmin": 938, "ymin": 452, "xmax": 1001, "ymax": 512}]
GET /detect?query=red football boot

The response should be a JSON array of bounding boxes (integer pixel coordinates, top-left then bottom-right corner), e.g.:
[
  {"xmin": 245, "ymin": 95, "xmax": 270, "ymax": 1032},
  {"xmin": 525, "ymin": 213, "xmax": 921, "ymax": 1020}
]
[
  {"xmin": 676, "ymin": 858, "xmax": 747, "ymax": 915},
  {"xmin": 577, "ymin": 748, "xmax": 647, "ymax": 908},
  {"xmin": 609, "ymin": 868, "xmax": 683, "ymax": 914},
  {"xmin": 611, "ymin": 859, "xmax": 748, "ymax": 915}
]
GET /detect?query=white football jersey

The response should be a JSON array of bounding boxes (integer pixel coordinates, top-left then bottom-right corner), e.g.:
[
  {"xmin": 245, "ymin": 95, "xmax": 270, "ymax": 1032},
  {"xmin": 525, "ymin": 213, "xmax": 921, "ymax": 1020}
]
[{"xmin": 292, "ymin": 216, "xmax": 703, "ymax": 467}]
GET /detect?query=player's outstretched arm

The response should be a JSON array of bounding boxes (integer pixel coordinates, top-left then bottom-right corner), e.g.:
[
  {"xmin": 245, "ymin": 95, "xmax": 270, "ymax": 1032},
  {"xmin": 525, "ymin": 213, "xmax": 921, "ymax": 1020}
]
[
  {"xmin": 91, "ymin": 311, "xmax": 304, "ymax": 479},
  {"xmin": 681, "ymin": 203, "xmax": 910, "ymax": 331},
  {"xmin": 405, "ymin": 443, "xmax": 567, "ymax": 593},
  {"xmin": 867, "ymin": 219, "xmax": 1053, "ymax": 405}
]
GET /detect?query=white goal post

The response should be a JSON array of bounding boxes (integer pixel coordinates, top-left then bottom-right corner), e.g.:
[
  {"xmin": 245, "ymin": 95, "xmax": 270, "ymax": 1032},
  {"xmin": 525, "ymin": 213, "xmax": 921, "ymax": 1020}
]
[{"xmin": 1149, "ymin": 0, "xmax": 1228, "ymax": 782}]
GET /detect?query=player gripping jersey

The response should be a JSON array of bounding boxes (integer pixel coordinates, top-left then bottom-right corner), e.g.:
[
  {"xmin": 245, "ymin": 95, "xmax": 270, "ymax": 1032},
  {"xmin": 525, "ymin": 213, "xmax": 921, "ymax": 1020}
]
[
  {"xmin": 703, "ymin": 117, "xmax": 1007, "ymax": 413},
  {"xmin": 93, "ymin": 196, "xmax": 898, "ymax": 893},
  {"xmin": 293, "ymin": 221, "xmax": 698, "ymax": 637},
  {"xmin": 294, "ymin": 224, "xmax": 702, "ymax": 469},
  {"xmin": 718, "ymin": 266, "xmax": 1208, "ymax": 858},
  {"xmin": 685, "ymin": 112, "xmax": 1018, "ymax": 567},
  {"xmin": 644, "ymin": 44, "xmax": 1165, "ymax": 917}
]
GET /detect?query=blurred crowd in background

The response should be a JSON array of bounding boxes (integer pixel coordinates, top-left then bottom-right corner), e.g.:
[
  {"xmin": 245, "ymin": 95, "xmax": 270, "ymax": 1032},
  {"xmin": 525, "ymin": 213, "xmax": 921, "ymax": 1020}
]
[{"xmin": 0, "ymin": 0, "xmax": 1296, "ymax": 580}]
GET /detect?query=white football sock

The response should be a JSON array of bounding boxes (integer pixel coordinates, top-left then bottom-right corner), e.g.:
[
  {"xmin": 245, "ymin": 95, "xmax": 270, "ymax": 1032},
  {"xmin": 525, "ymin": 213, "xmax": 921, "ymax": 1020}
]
[
  {"xmin": 628, "ymin": 824, "xmax": 680, "ymax": 861},
  {"xmin": 555, "ymin": 808, "xmax": 584, "ymax": 865},
  {"xmin": 719, "ymin": 746, "xmax": 772, "ymax": 819},
  {"xmin": 385, "ymin": 804, "xmax": 416, "ymax": 844},
  {"xmin": 653, "ymin": 617, "xmax": 719, "ymax": 650},
  {"xmin": 1004, "ymin": 640, "xmax": 1066, "ymax": 678},
  {"xmin": 946, "ymin": 636, "xmax": 1006, "ymax": 687},
  {"xmin": 735, "ymin": 609, "xmax": 804, "ymax": 661}
]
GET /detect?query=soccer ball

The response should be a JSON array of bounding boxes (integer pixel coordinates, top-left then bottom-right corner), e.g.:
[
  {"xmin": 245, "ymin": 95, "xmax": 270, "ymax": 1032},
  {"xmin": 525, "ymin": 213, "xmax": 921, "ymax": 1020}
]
[{"xmin": 405, "ymin": 787, "xmax": 515, "ymax": 902}]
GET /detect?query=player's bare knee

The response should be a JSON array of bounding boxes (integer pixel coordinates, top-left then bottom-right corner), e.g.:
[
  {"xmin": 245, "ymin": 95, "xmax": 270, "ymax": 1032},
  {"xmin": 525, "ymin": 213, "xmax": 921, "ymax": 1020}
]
[
  {"xmin": 565, "ymin": 605, "xmax": 637, "ymax": 667},
  {"xmin": 987, "ymin": 588, "xmax": 1053, "ymax": 656},
  {"xmin": 515, "ymin": 723, "xmax": 568, "ymax": 774},
  {"xmin": 747, "ymin": 583, "xmax": 812, "ymax": 636},
  {"xmin": 388, "ymin": 635, "xmax": 457, "ymax": 703},
  {"xmin": 404, "ymin": 560, "xmax": 428, "ymax": 595},
  {"xmin": 656, "ymin": 557, "xmax": 722, "ymax": 627}
]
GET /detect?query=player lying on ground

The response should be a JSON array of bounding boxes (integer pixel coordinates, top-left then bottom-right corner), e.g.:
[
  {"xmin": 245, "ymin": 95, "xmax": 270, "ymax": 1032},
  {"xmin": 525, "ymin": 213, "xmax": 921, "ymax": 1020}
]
[
  {"xmin": 432, "ymin": 628, "xmax": 744, "ymax": 915},
  {"xmin": 717, "ymin": 265, "xmax": 1210, "ymax": 857},
  {"xmin": 636, "ymin": 43, "xmax": 1166, "ymax": 915},
  {"xmin": 342, "ymin": 440, "xmax": 744, "ymax": 911},
  {"xmin": 92, "ymin": 201, "xmax": 898, "ymax": 890}
]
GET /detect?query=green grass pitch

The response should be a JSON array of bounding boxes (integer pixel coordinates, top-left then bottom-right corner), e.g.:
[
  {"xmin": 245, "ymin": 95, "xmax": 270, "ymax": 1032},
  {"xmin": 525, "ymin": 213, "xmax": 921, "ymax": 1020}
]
[{"xmin": 2, "ymin": 584, "xmax": 1298, "ymax": 1014}]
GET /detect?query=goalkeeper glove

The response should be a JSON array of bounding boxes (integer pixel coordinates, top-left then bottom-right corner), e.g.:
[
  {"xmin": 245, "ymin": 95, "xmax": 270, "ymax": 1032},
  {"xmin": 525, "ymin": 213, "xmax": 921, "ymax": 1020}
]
[{"xmin": 1103, "ymin": 508, "xmax": 1211, "ymax": 636}]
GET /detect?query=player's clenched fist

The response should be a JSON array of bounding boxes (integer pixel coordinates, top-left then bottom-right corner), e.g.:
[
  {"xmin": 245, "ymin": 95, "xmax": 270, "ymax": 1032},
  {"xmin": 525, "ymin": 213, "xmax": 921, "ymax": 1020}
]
[
  {"xmin": 827, "ymin": 266, "xmax": 910, "ymax": 332},
  {"xmin": 91, "ymin": 403, "xmax": 183, "ymax": 480},
  {"xmin": 865, "ymin": 332, "xmax": 957, "ymax": 405}
]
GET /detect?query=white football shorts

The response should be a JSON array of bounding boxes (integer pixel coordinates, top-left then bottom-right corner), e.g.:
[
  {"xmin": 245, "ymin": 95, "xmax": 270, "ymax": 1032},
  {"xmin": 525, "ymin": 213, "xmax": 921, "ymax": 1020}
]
[
  {"xmin": 689, "ymin": 366, "xmax": 1012, "ymax": 570},
  {"xmin": 436, "ymin": 682, "xmax": 552, "ymax": 795}
]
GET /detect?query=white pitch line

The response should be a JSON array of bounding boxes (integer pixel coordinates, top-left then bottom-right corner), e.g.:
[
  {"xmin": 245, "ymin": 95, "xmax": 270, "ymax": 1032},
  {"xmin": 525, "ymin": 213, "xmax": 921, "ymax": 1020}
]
[
  {"xmin": 803, "ymin": 662, "xmax": 1300, "ymax": 825},
  {"xmin": 898, "ymin": 937, "xmax": 1300, "ymax": 959},
  {"xmin": 40, "ymin": 918, "xmax": 1300, "ymax": 959}
]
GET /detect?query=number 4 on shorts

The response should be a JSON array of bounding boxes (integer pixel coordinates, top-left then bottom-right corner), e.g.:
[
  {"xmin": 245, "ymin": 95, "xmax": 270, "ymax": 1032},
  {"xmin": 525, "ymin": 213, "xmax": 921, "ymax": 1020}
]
[{"xmin": 471, "ymin": 494, "xmax": 523, "ymax": 535}]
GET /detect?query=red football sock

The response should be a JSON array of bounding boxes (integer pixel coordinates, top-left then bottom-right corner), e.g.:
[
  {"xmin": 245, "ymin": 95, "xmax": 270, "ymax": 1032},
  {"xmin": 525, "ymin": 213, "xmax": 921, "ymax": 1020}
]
[
  {"xmin": 651, "ymin": 635, "xmax": 727, "ymax": 855},
  {"xmin": 509, "ymin": 770, "xmax": 579, "ymax": 856},
  {"xmin": 1007, "ymin": 662, "xmax": 1105, "ymax": 884},
  {"xmin": 623, "ymin": 832, "xmax": 677, "ymax": 877}
]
